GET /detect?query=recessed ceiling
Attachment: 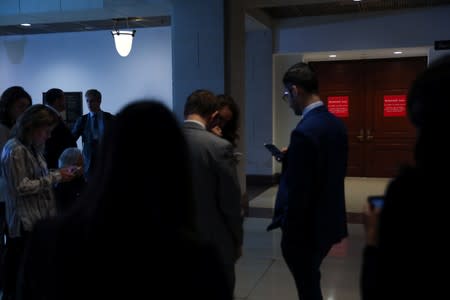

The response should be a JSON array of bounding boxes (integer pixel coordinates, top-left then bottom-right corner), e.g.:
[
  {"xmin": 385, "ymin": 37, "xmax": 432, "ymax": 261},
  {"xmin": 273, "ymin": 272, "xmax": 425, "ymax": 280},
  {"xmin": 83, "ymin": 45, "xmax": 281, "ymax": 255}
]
[
  {"xmin": 301, "ymin": 47, "xmax": 429, "ymax": 62},
  {"xmin": 1, "ymin": 0, "xmax": 449, "ymax": 36},
  {"xmin": 0, "ymin": 16, "xmax": 170, "ymax": 36},
  {"xmin": 263, "ymin": 0, "xmax": 450, "ymax": 19}
]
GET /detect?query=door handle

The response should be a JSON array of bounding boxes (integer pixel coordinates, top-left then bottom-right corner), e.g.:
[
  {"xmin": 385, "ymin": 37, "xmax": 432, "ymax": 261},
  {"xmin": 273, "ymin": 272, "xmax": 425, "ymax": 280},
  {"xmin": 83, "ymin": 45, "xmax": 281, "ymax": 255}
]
[
  {"xmin": 367, "ymin": 129, "xmax": 374, "ymax": 141},
  {"xmin": 357, "ymin": 129, "xmax": 365, "ymax": 142}
]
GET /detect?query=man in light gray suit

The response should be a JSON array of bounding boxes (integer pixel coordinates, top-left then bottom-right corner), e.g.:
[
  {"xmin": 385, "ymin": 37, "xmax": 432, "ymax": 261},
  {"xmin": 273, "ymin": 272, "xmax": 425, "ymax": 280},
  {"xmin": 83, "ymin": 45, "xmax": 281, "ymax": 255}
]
[{"xmin": 183, "ymin": 89, "xmax": 243, "ymax": 292}]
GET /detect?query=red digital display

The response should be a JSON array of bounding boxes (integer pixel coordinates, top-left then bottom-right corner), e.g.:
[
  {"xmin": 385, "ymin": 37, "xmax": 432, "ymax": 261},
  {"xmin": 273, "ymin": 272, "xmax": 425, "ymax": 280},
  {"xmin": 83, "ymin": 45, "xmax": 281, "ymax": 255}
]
[
  {"xmin": 327, "ymin": 96, "xmax": 349, "ymax": 118},
  {"xmin": 384, "ymin": 95, "xmax": 406, "ymax": 117}
]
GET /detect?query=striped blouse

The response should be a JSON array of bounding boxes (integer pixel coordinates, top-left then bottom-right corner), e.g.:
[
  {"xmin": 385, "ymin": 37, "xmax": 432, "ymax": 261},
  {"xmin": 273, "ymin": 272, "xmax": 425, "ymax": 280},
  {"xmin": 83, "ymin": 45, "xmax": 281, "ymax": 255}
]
[{"xmin": 1, "ymin": 138, "xmax": 62, "ymax": 238}]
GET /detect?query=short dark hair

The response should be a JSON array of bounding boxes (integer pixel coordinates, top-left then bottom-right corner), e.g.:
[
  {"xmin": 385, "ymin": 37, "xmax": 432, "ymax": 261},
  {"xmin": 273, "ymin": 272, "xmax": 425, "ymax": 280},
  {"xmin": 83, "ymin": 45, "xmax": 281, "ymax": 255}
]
[
  {"xmin": 183, "ymin": 89, "xmax": 218, "ymax": 119},
  {"xmin": 85, "ymin": 89, "xmax": 102, "ymax": 101},
  {"xmin": 282, "ymin": 62, "xmax": 319, "ymax": 94},
  {"xmin": 0, "ymin": 86, "xmax": 32, "ymax": 128},
  {"xmin": 45, "ymin": 88, "xmax": 64, "ymax": 106}
]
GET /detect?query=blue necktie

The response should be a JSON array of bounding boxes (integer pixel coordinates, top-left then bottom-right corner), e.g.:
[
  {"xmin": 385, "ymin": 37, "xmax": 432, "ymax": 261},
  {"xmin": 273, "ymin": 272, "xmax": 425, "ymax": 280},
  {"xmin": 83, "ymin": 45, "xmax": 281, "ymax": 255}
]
[
  {"xmin": 93, "ymin": 113, "xmax": 99, "ymax": 139},
  {"xmin": 93, "ymin": 113, "xmax": 99, "ymax": 130}
]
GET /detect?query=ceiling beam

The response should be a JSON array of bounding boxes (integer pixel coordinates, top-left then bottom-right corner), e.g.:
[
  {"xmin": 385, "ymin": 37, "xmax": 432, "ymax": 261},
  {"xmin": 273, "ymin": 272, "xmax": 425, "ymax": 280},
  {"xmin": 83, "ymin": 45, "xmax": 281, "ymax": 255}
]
[
  {"xmin": 246, "ymin": 7, "xmax": 273, "ymax": 29},
  {"xmin": 0, "ymin": 1, "xmax": 171, "ymax": 26},
  {"xmin": 245, "ymin": 0, "xmax": 334, "ymax": 8}
]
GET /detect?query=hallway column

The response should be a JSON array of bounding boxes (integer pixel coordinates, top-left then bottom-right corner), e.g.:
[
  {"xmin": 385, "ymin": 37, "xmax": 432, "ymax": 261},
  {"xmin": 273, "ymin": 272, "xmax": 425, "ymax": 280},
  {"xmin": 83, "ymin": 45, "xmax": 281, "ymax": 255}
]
[
  {"xmin": 224, "ymin": 0, "xmax": 247, "ymax": 213},
  {"xmin": 172, "ymin": 0, "xmax": 247, "ymax": 209},
  {"xmin": 171, "ymin": 0, "xmax": 225, "ymax": 120}
]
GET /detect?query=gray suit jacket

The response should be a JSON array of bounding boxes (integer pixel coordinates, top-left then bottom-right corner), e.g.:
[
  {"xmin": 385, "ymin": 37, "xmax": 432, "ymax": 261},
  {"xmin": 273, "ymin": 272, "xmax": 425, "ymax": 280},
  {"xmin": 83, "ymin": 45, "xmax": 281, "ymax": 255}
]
[{"xmin": 183, "ymin": 121, "xmax": 242, "ymax": 265}]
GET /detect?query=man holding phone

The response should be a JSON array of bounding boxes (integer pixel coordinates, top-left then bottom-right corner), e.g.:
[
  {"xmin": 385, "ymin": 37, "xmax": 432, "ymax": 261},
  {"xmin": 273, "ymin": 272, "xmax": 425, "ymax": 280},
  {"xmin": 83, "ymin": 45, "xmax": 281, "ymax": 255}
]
[
  {"xmin": 183, "ymin": 90, "xmax": 243, "ymax": 294},
  {"xmin": 267, "ymin": 62, "xmax": 348, "ymax": 300}
]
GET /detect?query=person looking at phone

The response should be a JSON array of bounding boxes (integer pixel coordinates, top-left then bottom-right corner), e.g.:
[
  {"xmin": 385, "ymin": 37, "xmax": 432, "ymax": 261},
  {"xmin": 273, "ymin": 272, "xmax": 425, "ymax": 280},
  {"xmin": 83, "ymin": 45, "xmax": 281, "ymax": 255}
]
[
  {"xmin": 183, "ymin": 90, "xmax": 243, "ymax": 293},
  {"xmin": 0, "ymin": 86, "xmax": 32, "ymax": 291},
  {"xmin": 54, "ymin": 147, "xmax": 86, "ymax": 214},
  {"xmin": 18, "ymin": 100, "xmax": 232, "ymax": 300},
  {"xmin": 209, "ymin": 94, "xmax": 240, "ymax": 147},
  {"xmin": 267, "ymin": 62, "xmax": 348, "ymax": 300},
  {"xmin": 1, "ymin": 104, "xmax": 75, "ymax": 300},
  {"xmin": 360, "ymin": 55, "xmax": 450, "ymax": 300}
]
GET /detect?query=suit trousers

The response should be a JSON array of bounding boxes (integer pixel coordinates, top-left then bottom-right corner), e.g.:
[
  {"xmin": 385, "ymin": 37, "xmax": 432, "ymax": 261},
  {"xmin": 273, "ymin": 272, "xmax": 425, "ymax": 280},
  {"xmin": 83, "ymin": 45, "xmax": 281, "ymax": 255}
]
[{"xmin": 281, "ymin": 233, "xmax": 331, "ymax": 300}]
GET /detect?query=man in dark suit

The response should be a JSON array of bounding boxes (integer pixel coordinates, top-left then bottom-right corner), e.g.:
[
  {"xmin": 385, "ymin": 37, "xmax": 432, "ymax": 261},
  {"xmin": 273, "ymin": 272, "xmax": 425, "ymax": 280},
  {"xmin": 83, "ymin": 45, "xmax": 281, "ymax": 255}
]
[
  {"xmin": 267, "ymin": 63, "xmax": 348, "ymax": 300},
  {"xmin": 72, "ymin": 89, "xmax": 114, "ymax": 179},
  {"xmin": 183, "ymin": 90, "xmax": 243, "ymax": 293},
  {"xmin": 44, "ymin": 88, "xmax": 77, "ymax": 169}
]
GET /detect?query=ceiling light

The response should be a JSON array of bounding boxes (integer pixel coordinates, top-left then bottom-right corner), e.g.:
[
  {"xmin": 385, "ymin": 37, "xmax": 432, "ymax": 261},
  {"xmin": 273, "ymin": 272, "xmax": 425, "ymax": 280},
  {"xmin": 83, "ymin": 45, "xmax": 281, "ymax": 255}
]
[
  {"xmin": 394, "ymin": 51, "xmax": 403, "ymax": 54},
  {"xmin": 111, "ymin": 18, "xmax": 136, "ymax": 57},
  {"xmin": 329, "ymin": 54, "xmax": 337, "ymax": 58},
  {"xmin": 353, "ymin": 0, "xmax": 362, "ymax": 2},
  {"xmin": 20, "ymin": 23, "xmax": 31, "ymax": 27},
  {"xmin": 112, "ymin": 30, "xmax": 135, "ymax": 57}
]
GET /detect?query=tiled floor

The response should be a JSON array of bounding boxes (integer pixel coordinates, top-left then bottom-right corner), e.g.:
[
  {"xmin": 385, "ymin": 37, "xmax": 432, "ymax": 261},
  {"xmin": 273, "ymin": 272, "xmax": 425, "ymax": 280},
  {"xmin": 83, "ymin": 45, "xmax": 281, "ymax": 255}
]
[
  {"xmin": 235, "ymin": 218, "xmax": 365, "ymax": 300},
  {"xmin": 237, "ymin": 178, "xmax": 388, "ymax": 299},
  {"xmin": 247, "ymin": 177, "xmax": 390, "ymax": 219}
]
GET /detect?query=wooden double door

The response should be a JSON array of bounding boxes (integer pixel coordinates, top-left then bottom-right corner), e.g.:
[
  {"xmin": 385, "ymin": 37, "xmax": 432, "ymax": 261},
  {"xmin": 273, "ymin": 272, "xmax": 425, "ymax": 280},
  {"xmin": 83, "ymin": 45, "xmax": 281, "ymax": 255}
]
[{"xmin": 311, "ymin": 57, "xmax": 427, "ymax": 177}]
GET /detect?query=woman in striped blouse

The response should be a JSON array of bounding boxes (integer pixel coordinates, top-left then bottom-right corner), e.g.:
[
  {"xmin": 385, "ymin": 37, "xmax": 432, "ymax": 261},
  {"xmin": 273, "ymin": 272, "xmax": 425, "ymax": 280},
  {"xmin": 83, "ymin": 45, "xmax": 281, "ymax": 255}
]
[{"xmin": 1, "ymin": 104, "xmax": 76, "ymax": 300}]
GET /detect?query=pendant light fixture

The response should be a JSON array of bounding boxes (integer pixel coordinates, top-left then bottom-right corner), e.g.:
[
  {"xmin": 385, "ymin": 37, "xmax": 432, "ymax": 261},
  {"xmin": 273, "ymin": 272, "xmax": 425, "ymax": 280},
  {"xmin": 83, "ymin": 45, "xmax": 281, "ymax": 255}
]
[{"xmin": 111, "ymin": 18, "xmax": 136, "ymax": 57}]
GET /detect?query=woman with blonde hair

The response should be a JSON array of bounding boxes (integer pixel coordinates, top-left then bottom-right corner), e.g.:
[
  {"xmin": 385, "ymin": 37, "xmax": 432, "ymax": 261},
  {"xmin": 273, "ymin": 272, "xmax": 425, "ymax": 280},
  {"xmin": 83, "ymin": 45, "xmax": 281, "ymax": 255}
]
[{"xmin": 1, "ymin": 104, "xmax": 76, "ymax": 300}]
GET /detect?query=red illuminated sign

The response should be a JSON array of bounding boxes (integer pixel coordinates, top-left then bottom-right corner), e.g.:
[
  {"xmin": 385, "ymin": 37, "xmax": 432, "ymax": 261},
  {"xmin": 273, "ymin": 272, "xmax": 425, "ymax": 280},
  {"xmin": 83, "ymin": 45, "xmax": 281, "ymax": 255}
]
[
  {"xmin": 384, "ymin": 95, "xmax": 406, "ymax": 117},
  {"xmin": 327, "ymin": 96, "xmax": 349, "ymax": 118}
]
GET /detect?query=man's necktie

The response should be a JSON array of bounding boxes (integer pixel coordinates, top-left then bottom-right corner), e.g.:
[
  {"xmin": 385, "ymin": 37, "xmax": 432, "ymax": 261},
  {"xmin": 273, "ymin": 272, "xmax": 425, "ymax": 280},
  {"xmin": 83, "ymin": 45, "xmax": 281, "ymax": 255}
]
[
  {"xmin": 93, "ymin": 113, "xmax": 99, "ymax": 140},
  {"xmin": 93, "ymin": 113, "xmax": 99, "ymax": 130}
]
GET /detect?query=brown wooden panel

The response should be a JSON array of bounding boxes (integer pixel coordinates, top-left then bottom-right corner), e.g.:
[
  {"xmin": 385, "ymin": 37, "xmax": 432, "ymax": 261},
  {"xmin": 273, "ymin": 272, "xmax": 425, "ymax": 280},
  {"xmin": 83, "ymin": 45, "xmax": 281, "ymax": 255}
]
[
  {"xmin": 312, "ymin": 60, "xmax": 363, "ymax": 90},
  {"xmin": 366, "ymin": 57, "xmax": 427, "ymax": 88},
  {"xmin": 312, "ymin": 61, "xmax": 365, "ymax": 176},
  {"xmin": 364, "ymin": 57, "xmax": 426, "ymax": 177},
  {"xmin": 347, "ymin": 141, "xmax": 364, "ymax": 176},
  {"xmin": 366, "ymin": 142, "xmax": 416, "ymax": 177},
  {"xmin": 309, "ymin": 57, "xmax": 425, "ymax": 177}
]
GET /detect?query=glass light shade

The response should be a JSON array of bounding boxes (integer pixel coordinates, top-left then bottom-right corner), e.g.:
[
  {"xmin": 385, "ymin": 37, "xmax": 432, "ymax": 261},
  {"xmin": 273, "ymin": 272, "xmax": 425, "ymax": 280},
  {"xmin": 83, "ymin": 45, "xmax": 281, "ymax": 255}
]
[{"xmin": 112, "ymin": 30, "xmax": 135, "ymax": 57}]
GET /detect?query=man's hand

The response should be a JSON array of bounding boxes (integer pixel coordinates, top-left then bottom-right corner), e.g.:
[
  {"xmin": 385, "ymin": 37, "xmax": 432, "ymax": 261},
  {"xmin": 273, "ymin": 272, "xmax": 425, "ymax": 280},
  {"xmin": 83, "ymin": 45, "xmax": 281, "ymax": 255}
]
[
  {"xmin": 363, "ymin": 203, "xmax": 382, "ymax": 246},
  {"xmin": 59, "ymin": 167, "xmax": 77, "ymax": 182},
  {"xmin": 235, "ymin": 245, "xmax": 243, "ymax": 262},
  {"xmin": 211, "ymin": 126, "xmax": 223, "ymax": 137}
]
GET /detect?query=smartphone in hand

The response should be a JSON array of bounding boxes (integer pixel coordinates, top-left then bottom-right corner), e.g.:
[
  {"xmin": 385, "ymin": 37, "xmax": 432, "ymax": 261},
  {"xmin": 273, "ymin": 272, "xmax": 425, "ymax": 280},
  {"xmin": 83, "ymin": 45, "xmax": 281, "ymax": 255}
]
[
  {"xmin": 69, "ymin": 166, "xmax": 82, "ymax": 176},
  {"xmin": 367, "ymin": 195, "xmax": 384, "ymax": 210},
  {"xmin": 264, "ymin": 143, "xmax": 284, "ymax": 162}
]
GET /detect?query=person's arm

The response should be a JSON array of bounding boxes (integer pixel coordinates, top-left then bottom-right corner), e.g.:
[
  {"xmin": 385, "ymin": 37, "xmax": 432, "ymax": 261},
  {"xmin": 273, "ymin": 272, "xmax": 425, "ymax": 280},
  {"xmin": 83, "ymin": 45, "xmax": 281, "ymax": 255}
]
[
  {"xmin": 284, "ymin": 131, "xmax": 317, "ymax": 239},
  {"xmin": 214, "ymin": 142, "xmax": 243, "ymax": 260},
  {"xmin": 360, "ymin": 199, "xmax": 382, "ymax": 300},
  {"xmin": 3, "ymin": 147, "xmax": 63, "ymax": 196},
  {"xmin": 71, "ymin": 116, "xmax": 84, "ymax": 141}
]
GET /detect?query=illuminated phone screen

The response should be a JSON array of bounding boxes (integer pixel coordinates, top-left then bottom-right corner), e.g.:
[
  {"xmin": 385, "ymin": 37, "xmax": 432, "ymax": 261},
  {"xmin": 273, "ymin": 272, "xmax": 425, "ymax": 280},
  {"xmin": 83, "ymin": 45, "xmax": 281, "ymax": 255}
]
[{"xmin": 368, "ymin": 196, "xmax": 384, "ymax": 209}]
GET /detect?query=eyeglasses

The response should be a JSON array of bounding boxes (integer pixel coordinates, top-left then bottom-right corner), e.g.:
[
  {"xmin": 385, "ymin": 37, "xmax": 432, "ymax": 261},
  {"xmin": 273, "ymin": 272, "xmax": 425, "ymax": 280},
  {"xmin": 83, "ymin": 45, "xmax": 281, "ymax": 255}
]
[{"xmin": 282, "ymin": 91, "xmax": 290, "ymax": 102}]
